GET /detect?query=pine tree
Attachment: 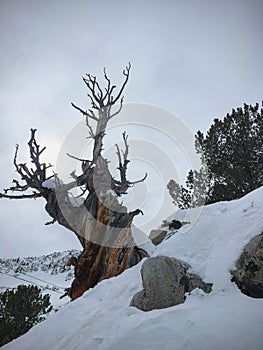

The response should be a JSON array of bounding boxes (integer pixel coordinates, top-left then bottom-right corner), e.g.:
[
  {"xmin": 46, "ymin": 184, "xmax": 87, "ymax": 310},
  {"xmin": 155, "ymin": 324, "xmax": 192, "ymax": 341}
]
[
  {"xmin": 168, "ymin": 102, "xmax": 263, "ymax": 208},
  {"xmin": 0, "ymin": 285, "xmax": 52, "ymax": 346},
  {"xmin": 167, "ymin": 179, "xmax": 191, "ymax": 209},
  {"xmin": 196, "ymin": 102, "xmax": 263, "ymax": 203},
  {"xmin": 167, "ymin": 166, "xmax": 209, "ymax": 209}
]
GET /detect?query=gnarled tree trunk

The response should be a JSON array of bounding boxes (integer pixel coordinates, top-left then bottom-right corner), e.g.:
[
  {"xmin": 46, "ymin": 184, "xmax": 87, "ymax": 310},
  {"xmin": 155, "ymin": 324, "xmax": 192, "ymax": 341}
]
[
  {"xmin": 68, "ymin": 193, "xmax": 148, "ymax": 300},
  {"xmin": 1, "ymin": 64, "xmax": 149, "ymax": 300}
]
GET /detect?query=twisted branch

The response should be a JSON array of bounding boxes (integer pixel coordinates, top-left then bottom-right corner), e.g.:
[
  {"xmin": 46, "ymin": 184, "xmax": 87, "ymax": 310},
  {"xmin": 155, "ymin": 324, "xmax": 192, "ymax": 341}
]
[
  {"xmin": 71, "ymin": 63, "xmax": 131, "ymax": 121},
  {"xmin": 113, "ymin": 132, "xmax": 147, "ymax": 195},
  {"xmin": 0, "ymin": 129, "xmax": 53, "ymax": 200}
]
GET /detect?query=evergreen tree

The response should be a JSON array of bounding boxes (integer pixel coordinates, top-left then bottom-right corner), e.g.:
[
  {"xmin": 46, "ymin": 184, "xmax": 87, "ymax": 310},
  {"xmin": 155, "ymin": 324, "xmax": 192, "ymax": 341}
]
[
  {"xmin": 168, "ymin": 102, "xmax": 263, "ymax": 208},
  {"xmin": 167, "ymin": 166, "xmax": 209, "ymax": 209},
  {"xmin": 0, "ymin": 285, "xmax": 52, "ymax": 346},
  {"xmin": 196, "ymin": 102, "xmax": 263, "ymax": 203},
  {"xmin": 167, "ymin": 179, "xmax": 191, "ymax": 209}
]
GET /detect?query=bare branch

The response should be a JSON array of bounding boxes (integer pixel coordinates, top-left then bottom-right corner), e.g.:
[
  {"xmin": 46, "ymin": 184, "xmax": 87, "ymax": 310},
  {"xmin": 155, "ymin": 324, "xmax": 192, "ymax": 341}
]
[
  {"xmin": 70, "ymin": 65, "xmax": 132, "ymax": 171},
  {"xmin": 109, "ymin": 97, "xmax": 124, "ymax": 119},
  {"xmin": 74, "ymin": 186, "xmax": 88, "ymax": 198},
  {"xmin": 129, "ymin": 172, "xmax": 148, "ymax": 185},
  {"xmin": 83, "ymin": 74, "xmax": 104, "ymax": 107},
  {"xmin": 71, "ymin": 103, "xmax": 98, "ymax": 121},
  {"xmin": 88, "ymin": 109, "xmax": 97, "ymax": 119},
  {"xmin": 3, "ymin": 179, "xmax": 30, "ymax": 193},
  {"xmin": 87, "ymin": 94, "xmax": 99, "ymax": 110},
  {"xmin": 66, "ymin": 153, "xmax": 90, "ymax": 164},
  {"xmin": 128, "ymin": 209, "xmax": 144, "ymax": 220},
  {"xmin": 45, "ymin": 218, "xmax": 56, "ymax": 225},
  {"xmin": 73, "ymin": 64, "xmax": 130, "ymax": 121},
  {"xmin": 122, "ymin": 131, "xmax": 129, "ymax": 159},
  {"xmin": 103, "ymin": 68, "xmax": 117, "ymax": 105},
  {"xmin": 66, "ymin": 153, "xmax": 94, "ymax": 176},
  {"xmin": 46, "ymin": 174, "xmax": 55, "ymax": 181},
  {"xmin": 115, "ymin": 131, "xmax": 130, "ymax": 183},
  {"xmin": 13, "ymin": 144, "xmax": 20, "ymax": 173},
  {"xmin": 85, "ymin": 115, "xmax": 95, "ymax": 138},
  {"xmin": 0, "ymin": 192, "xmax": 42, "ymax": 200},
  {"xmin": 115, "ymin": 144, "xmax": 122, "ymax": 167},
  {"xmin": 27, "ymin": 128, "xmax": 49, "ymax": 184},
  {"xmin": 112, "ymin": 131, "xmax": 147, "ymax": 195},
  {"xmin": 1, "ymin": 129, "xmax": 53, "ymax": 200},
  {"xmin": 111, "ymin": 63, "xmax": 131, "ymax": 105}
]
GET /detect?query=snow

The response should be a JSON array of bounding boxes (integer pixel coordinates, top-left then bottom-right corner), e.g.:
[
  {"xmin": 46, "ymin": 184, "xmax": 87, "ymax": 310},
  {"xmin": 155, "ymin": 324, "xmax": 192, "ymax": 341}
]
[
  {"xmin": 131, "ymin": 224, "xmax": 155, "ymax": 255},
  {"xmin": 68, "ymin": 195, "xmax": 85, "ymax": 207},
  {"xmin": 42, "ymin": 178, "xmax": 56, "ymax": 189},
  {"xmin": 2, "ymin": 187, "xmax": 263, "ymax": 350}
]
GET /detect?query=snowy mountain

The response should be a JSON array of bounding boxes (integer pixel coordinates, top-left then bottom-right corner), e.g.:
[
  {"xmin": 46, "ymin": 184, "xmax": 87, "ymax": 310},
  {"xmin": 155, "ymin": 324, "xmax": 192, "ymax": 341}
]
[
  {"xmin": 0, "ymin": 249, "xmax": 80, "ymax": 310},
  {"xmin": 2, "ymin": 187, "xmax": 263, "ymax": 350}
]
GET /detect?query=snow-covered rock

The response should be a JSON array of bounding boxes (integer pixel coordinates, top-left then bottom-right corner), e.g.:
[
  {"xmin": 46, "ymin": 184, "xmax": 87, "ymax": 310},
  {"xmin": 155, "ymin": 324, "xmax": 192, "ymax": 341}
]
[{"xmin": 42, "ymin": 178, "xmax": 56, "ymax": 189}]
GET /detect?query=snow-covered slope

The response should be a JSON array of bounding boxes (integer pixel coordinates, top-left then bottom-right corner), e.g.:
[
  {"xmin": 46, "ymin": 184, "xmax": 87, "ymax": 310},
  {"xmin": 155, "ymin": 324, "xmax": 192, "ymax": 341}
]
[
  {"xmin": 0, "ymin": 250, "xmax": 80, "ymax": 310},
  {"xmin": 3, "ymin": 187, "xmax": 263, "ymax": 350}
]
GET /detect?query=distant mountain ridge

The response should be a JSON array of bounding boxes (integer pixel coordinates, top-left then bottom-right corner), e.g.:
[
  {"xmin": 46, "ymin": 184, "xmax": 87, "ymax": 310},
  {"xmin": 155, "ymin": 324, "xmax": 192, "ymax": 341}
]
[
  {"xmin": 0, "ymin": 250, "xmax": 81, "ymax": 308},
  {"xmin": 0, "ymin": 249, "xmax": 80, "ymax": 278}
]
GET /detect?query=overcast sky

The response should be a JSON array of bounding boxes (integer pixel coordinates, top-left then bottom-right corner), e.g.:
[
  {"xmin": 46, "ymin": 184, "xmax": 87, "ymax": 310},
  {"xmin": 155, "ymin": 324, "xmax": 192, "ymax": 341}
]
[{"xmin": 0, "ymin": 0, "xmax": 263, "ymax": 258}]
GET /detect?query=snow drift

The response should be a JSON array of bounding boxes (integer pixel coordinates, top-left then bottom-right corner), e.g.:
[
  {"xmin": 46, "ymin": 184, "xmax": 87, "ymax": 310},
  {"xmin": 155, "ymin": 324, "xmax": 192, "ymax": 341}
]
[{"xmin": 3, "ymin": 187, "xmax": 263, "ymax": 350}]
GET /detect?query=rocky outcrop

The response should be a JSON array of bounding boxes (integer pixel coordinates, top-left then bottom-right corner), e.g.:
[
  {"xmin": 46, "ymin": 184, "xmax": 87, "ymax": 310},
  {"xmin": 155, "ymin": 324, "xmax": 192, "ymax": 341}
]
[
  {"xmin": 130, "ymin": 256, "xmax": 212, "ymax": 311},
  {"xmin": 149, "ymin": 229, "xmax": 167, "ymax": 245},
  {"xmin": 231, "ymin": 232, "xmax": 263, "ymax": 298}
]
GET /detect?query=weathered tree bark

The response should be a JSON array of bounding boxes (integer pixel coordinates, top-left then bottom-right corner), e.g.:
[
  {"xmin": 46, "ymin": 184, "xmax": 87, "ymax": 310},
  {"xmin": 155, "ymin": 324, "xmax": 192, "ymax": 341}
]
[
  {"xmin": 0, "ymin": 64, "xmax": 149, "ymax": 300},
  {"xmin": 44, "ymin": 182, "xmax": 148, "ymax": 300}
]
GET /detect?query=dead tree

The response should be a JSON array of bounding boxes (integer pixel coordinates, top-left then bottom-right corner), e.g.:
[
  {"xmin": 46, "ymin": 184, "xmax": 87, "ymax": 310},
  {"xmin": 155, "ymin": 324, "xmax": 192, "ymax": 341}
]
[{"xmin": 0, "ymin": 64, "xmax": 149, "ymax": 300}]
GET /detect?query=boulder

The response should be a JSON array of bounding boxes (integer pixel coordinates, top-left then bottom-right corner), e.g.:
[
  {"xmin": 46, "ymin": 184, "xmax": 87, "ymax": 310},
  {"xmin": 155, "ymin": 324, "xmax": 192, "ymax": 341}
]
[
  {"xmin": 231, "ymin": 232, "xmax": 263, "ymax": 298},
  {"xmin": 130, "ymin": 256, "xmax": 212, "ymax": 311},
  {"xmin": 149, "ymin": 229, "xmax": 167, "ymax": 245}
]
